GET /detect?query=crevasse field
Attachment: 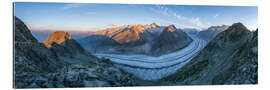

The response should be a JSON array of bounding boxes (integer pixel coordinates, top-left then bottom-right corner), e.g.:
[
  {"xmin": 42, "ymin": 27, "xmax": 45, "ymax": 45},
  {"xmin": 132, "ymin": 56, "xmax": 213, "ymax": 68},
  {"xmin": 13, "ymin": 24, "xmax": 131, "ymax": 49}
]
[{"xmin": 95, "ymin": 34, "xmax": 207, "ymax": 80}]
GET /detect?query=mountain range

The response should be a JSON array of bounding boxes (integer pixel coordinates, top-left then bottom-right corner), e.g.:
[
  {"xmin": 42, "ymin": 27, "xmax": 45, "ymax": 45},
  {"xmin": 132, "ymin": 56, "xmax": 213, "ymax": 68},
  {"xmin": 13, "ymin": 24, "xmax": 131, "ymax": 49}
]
[
  {"xmin": 31, "ymin": 23, "xmax": 229, "ymax": 56},
  {"xmin": 78, "ymin": 23, "xmax": 192, "ymax": 56}
]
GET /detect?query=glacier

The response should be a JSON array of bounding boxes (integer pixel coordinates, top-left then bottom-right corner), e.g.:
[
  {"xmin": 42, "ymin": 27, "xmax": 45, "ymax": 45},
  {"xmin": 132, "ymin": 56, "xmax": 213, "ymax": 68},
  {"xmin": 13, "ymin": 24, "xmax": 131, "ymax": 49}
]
[{"xmin": 94, "ymin": 34, "xmax": 207, "ymax": 80}]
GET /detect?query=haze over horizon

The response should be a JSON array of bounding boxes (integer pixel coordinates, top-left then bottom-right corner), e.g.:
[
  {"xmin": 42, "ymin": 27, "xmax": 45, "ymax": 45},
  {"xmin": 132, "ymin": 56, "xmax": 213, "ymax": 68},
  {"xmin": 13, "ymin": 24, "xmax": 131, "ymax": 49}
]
[{"xmin": 14, "ymin": 2, "xmax": 258, "ymax": 31}]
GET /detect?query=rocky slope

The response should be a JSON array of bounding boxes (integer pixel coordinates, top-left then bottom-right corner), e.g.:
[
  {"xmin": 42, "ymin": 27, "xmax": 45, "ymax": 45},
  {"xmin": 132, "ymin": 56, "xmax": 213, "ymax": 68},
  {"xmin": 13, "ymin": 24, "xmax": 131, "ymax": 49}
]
[
  {"xmin": 198, "ymin": 25, "xmax": 229, "ymax": 42},
  {"xmin": 79, "ymin": 23, "xmax": 192, "ymax": 56},
  {"xmin": 160, "ymin": 23, "xmax": 258, "ymax": 85},
  {"xmin": 14, "ymin": 17, "xmax": 64, "ymax": 72},
  {"xmin": 14, "ymin": 17, "xmax": 65, "ymax": 88},
  {"xmin": 15, "ymin": 17, "xmax": 39, "ymax": 42},
  {"xmin": 14, "ymin": 17, "xmax": 136, "ymax": 88},
  {"xmin": 43, "ymin": 31, "xmax": 89, "ymax": 58},
  {"xmin": 151, "ymin": 25, "xmax": 192, "ymax": 56}
]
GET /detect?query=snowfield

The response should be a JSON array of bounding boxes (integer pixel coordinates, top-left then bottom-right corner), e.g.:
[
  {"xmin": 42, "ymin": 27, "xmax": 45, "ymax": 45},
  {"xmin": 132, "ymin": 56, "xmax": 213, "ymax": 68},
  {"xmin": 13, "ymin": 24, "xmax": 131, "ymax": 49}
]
[{"xmin": 94, "ymin": 34, "xmax": 206, "ymax": 80}]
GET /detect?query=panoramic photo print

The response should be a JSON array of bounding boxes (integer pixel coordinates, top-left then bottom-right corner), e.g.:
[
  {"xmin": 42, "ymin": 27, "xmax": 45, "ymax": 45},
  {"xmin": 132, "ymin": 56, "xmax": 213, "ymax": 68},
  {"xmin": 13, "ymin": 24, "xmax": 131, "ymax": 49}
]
[{"xmin": 13, "ymin": 2, "xmax": 258, "ymax": 88}]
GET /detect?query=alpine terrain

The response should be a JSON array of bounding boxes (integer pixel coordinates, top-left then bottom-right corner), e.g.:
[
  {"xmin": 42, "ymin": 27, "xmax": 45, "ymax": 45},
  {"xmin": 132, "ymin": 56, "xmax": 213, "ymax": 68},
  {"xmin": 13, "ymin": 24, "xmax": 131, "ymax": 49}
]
[
  {"xmin": 161, "ymin": 23, "xmax": 258, "ymax": 85},
  {"xmin": 14, "ymin": 17, "xmax": 136, "ymax": 88},
  {"xmin": 79, "ymin": 23, "xmax": 192, "ymax": 56}
]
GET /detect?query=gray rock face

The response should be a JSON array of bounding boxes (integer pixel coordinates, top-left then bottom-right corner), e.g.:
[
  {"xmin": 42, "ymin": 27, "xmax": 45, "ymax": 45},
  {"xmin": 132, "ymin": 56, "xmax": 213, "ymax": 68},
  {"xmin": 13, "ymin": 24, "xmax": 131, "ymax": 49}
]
[
  {"xmin": 14, "ymin": 17, "xmax": 65, "ymax": 88},
  {"xmin": 14, "ymin": 17, "xmax": 136, "ymax": 88},
  {"xmin": 151, "ymin": 25, "xmax": 192, "ymax": 56},
  {"xmin": 14, "ymin": 17, "xmax": 38, "ymax": 42},
  {"xmin": 161, "ymin": 23, "xmax": 258, "ymax": 85},
  {"xmin": 37, "ymin": 62, "xmax": 136, "ymax": 88},
  {"xmin": 14, "ymin": 17, "xmax": 63, "ymax": 72}
]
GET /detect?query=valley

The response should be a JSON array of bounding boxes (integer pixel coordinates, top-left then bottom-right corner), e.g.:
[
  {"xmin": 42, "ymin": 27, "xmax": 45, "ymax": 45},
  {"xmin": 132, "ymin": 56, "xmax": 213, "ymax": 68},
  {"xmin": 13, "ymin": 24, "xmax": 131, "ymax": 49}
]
[
  {"xmin": 14, "ymin": 17, "xmax": 258, "ymax": 87},
  {"xmin": 13, "ymin": 3, "xmax": 258, "ymax": 88},
  {"xmin": 94, "ymin": 34, "xmax": 206, "ymax": 80}
]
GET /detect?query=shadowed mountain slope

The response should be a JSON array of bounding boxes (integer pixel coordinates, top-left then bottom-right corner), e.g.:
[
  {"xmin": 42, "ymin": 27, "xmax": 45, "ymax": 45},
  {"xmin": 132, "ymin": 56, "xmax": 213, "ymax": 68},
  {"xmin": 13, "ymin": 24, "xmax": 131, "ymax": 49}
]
[
  {"xmin": 151, "ymin": 25, "xmax": 192, "ymax": 56},
  {"xmin": 14, "ymin": 17, "xmax": 65, "ymax": 87},
  {"xmin": 161, "ymin": 23, "xmax": 258, "ymax": 85},
  {"xmin": 14, "ymin": 17, "xmax": 63, "ymax": 72},
  {"xmin": 14, "ymin": 17, "xmax": 136, "ymax": 88},
  {"xmin": 15, "ymin": 17, "xmax": 38, "ymax": 42}
]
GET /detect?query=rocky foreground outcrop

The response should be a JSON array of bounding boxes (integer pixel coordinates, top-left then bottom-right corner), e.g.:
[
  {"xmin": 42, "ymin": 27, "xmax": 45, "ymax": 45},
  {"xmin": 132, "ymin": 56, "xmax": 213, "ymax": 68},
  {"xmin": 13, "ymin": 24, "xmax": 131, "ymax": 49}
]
[
  {"xmin": 14, "ymin": 17, "xmax": 136, "ymax": 88},
  {"xmin": 15, "ymin": 17, "xmax": 39, "ymax": 42},
  {"xmin": 160, "ymin": 23, "xmax": 258, "ymax": 85},
  {"xmin": 14, "ymin": 17, "xmax": 64, "ymax": 73}
]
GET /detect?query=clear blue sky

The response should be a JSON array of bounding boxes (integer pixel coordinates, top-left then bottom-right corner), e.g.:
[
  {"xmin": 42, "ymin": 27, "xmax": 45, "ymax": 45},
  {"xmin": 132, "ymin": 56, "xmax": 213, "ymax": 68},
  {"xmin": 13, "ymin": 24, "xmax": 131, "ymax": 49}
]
[{"xmin": 14, "ymin": 2, "xmax": 258, "ymax": 31}]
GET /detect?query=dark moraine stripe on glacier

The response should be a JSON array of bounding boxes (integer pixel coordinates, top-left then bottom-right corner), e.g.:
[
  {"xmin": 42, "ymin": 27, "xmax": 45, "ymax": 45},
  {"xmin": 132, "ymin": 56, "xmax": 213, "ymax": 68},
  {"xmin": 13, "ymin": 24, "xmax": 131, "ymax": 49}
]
[
  {"xmin": 113, "ymin": 45, "xmax": 204, "ymax": 80},
  {"xmin": 95, "ymin": 35, "xmax": 201, "ymax": 62},
  {"xmin": 95, "ymin": 38, "xmax": 205, "ymax": 68},
  {"xmin": 96, "ymin": 41, "xmax": 199, "ymax": 63},
  {"xmin": 112, "ymin": 50, "xmax": 201, "ymax": 69},
  {"xmin": 109, "ymin": 40, "xmax": 204, "ymax": 69}
]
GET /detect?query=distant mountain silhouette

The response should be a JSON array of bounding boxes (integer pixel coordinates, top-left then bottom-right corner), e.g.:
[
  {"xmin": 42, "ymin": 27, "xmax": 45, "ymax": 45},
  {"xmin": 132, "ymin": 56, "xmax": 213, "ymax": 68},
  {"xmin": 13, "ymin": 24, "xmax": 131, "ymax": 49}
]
[
  {"xmin": 198, "ymin": 25, "xmax": 229, "ymax": 42},
  {"xmin": 181, "ymin": 28, "xmax": 199, "ymax": 35}
]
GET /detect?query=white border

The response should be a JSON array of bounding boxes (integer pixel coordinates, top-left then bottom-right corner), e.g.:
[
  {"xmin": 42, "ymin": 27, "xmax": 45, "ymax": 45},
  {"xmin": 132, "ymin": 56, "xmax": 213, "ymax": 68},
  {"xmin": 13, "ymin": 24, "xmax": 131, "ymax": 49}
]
[
  {"xmin": 12, "ymin": 0, "xmax": 259, "ymax": 6},
  {"xmin": 1, "ymin": 0, "xmax": 270, "ymax": 90}
]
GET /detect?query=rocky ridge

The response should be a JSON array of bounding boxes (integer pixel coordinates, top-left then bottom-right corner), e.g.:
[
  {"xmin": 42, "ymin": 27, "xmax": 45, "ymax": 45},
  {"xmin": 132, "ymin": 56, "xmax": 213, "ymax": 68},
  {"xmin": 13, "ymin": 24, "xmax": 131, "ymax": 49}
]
[
  {"xmin": 14, "ymin": 17, "xmax": 136, "ymax": 88},
  {"xmin": 161, "ymin": 23, "xmax": 258, "ymax": 85}
]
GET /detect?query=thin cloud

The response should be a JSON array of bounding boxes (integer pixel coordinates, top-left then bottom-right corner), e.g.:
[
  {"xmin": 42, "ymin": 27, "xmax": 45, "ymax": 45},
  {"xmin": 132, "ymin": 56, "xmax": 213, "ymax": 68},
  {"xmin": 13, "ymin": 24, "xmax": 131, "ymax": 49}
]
[
  {"xmin": 213, "ymin": 13, "xmax": 220, "ymax": 19},
  {"xmin": 84, "ymin": 12, "xmax": 97, "ymax": 15},
  {"xmin": 189, "ymin": 17, "xmax": 206, "ymax": 30},
  {"xmin": 172, "ymin": 12, "xmax": 187, "ymax": 20},
  {"xmin": 62, "ymin": 3, "xmax": 85, "ymax": 9},
  {"xmin": 151, "ymin": 5, "xmax": 207, "ymax": 30},
  {"xmin": 108, "ymin": 24, "xmax": 117, "ymax": 27},
  {"xmin": 151, "ymin": 5, "xmax": 170, "ymax": 16},
  {"xmin": 154, "ymin": 5, "xmax": 187, "ymax": 20}
]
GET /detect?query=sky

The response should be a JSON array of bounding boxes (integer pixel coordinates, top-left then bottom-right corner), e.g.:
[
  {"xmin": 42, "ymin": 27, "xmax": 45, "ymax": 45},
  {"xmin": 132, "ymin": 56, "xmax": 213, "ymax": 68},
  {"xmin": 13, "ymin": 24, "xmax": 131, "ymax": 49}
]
[{"xmin": 14, "ymin": 2, "xmax": 258, "ymax": 31}]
